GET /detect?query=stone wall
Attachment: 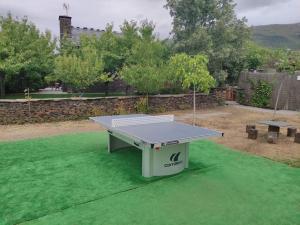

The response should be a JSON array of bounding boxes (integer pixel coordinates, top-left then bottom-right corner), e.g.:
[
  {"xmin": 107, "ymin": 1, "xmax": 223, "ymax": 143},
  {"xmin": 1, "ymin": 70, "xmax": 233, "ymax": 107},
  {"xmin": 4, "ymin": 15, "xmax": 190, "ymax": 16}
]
[{"xmin": 0, "ymin": 93, "xmax": 222, "ymax": 125}]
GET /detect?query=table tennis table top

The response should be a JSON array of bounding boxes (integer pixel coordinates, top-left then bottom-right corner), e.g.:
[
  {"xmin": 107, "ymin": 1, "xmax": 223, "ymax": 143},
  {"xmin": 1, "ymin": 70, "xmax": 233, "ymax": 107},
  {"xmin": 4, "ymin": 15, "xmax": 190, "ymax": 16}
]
[{"xmin": 90, "ymin": 114, "xmax": 223, "ymax": 144}]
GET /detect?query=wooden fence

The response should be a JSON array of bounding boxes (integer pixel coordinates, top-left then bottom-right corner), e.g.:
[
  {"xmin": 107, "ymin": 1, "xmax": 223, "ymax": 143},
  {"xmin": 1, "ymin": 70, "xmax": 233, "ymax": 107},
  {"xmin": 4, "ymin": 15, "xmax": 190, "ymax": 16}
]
[{"xmin": 238, "ymin": 72, "xmax": 300, "ymax": 111}]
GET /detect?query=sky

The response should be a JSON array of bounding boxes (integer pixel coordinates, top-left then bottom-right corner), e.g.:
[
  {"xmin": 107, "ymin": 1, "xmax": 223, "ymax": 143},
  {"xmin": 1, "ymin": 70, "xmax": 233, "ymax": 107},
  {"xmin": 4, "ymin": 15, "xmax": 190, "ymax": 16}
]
[{"xmin": 0, "ymin": 0, "xmax": 299, "ymax": 39}]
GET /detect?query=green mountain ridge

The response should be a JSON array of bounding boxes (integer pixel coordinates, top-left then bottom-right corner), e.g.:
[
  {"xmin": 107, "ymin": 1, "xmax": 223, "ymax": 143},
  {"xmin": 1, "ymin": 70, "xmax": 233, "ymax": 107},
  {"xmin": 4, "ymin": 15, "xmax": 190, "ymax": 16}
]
[{"xmin": 252, "ymin": 23, "xmax": 300, "ymax": 50}]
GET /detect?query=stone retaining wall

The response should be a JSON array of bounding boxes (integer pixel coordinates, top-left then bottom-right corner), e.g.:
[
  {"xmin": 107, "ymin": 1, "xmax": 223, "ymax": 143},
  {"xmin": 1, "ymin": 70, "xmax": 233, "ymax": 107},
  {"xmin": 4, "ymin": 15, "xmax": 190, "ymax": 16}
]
[{"xmin": 0, "ymin": 93, "xmax": 222, "ymax": 124}]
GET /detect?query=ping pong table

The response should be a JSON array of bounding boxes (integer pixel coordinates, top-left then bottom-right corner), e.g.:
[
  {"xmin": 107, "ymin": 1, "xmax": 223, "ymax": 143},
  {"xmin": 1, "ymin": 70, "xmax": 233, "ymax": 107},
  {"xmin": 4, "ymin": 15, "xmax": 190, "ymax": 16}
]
[{"xmin": 90, "ymin": 114, "xmax": 223, "ymax": 177}]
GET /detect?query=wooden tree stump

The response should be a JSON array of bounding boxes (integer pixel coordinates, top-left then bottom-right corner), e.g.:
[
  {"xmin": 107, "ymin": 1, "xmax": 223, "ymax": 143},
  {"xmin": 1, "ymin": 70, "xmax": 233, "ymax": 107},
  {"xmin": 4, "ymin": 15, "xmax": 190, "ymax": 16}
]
[
  {"xmin": 267, "ymin": 132, "xmax": 278, "ymax": 144},
  {"xmin": 268, "ymin": 125, "xmax": 280, "ymax": 136},
  {"xmin": 295, "ymin": 133, "xmax": 300, "ymax": 144},
  {"xmin": 248, "ymin": 129, "xmax": 258, "ymax": 140},
  {"xmin": 246, "ymin": 125, "xmax": 256, "ymax": 133},
  {"xmin": 287, "ymin": 127, "xmax": 297, "ymax": 137}
]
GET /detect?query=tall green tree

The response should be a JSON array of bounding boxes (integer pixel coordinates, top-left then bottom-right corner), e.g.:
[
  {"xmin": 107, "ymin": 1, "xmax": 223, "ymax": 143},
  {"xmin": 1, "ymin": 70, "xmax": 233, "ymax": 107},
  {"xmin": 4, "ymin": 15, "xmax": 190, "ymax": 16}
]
[
  {"xmin": 91, "ymin": 24, "xmax": 124, "ymax": 75},
  {"xmin": 119, "ymin": 20, "xmax": 140, "ymax": 57},
  {"xmin": 165, "ymin": 0, "xmax": 250, "ymax": 84},
  {"xmin": 0, "ymin": 14, "xmax": 55, "ymax": 97},
  {"xmin": 120, "ymin": 21, "xmax": 169, "ymax": 102}
]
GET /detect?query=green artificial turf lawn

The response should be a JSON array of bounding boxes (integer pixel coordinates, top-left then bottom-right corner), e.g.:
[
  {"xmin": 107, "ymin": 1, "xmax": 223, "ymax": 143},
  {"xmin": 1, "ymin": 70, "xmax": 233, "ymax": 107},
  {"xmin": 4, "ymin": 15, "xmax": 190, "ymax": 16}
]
[{"xmin": 0, "ymin": 132, "xmax": 300, "ymax": 225}]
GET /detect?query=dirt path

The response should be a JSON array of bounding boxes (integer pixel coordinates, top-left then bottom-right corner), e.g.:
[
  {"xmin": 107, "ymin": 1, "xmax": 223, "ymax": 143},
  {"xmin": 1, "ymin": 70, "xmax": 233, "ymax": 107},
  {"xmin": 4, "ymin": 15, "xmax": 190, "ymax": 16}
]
[
  {"xmin": 0, "ymin": 120, "xmax": 103, "ymax": 142},
  {"xmin": 1, "ymin": 105, "xmax": 299, "ymax": 162}
]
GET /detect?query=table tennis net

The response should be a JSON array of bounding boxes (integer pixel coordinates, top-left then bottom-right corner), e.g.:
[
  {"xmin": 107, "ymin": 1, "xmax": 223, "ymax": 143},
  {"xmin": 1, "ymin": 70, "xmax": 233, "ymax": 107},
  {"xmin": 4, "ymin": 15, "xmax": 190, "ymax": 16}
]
[{"xmin": 111, "ymin": 115, "xmax": 174, "ymax": 127}]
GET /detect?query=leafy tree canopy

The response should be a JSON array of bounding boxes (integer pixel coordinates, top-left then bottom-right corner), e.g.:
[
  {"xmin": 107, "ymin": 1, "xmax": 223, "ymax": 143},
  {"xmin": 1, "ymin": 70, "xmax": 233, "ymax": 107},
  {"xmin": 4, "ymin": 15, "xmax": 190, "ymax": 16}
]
[
  {"xmin": 0, "ymin": 14, "xmax": 55, "ymax": 97},
  {"xmin": 272, "ymin": 49, "xmax": 300, "ymax": 73},
  {"xmin": 165, "ymin": 0, "xmax": 250, "ymax": 84},
  {"xmin": 56, "ymin": 20, "xmax": 170, "ymax": 95},
  {"xmin": 245, "ymin": 42, "xmax": 270, "ymax": 70},
  {"xmin": 244, "ymin": 42, "xmax": 300, "ymax": 73},
  {"xmin": 167, "ymin": 53, "xmax": 215, "ymax": 93},
  {"xmin": 120, "ymin": 21, "xmax": 170, "ymax": 95},
  {"xmin": 47, "ymin": 47, "xmax": 110, "ymax": 93}
]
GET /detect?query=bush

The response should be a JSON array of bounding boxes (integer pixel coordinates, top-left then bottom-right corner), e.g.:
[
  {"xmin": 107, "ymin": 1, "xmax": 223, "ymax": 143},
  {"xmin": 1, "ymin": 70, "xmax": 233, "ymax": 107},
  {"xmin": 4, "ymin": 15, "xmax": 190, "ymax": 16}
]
[
  {"xmin": 251, "ymin": 80, "xmax": 272, "ymax": 108},
  {"xmin": 135, "ymin": 97, "xmax": 148, "ymax": 113},
  {"xmin": 236, "ymin": 89, "xmax": 246, "ymax": 105}
]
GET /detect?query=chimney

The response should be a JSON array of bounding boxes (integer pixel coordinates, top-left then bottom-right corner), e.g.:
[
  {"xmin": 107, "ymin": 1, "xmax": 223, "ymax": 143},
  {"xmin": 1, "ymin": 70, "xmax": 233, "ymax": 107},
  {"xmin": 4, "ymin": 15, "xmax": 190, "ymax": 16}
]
[{"xmin": 59, "ymin": 15, "xmax": 72, "ymax": 39}]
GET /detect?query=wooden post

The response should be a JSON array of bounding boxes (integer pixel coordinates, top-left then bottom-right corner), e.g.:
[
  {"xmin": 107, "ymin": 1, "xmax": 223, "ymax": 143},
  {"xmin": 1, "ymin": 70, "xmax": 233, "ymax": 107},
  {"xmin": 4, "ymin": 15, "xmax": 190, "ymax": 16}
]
[
  {"xmin": 248, "ymin": 129, "xmax": 258, "ymax": 140},
  {"xmin": 287, "ymin": 127, "xmax": 297, "ymax": 137},
  {"xmin": 273, "ymin": 78, "xmax": 284, "ymax": 119}
]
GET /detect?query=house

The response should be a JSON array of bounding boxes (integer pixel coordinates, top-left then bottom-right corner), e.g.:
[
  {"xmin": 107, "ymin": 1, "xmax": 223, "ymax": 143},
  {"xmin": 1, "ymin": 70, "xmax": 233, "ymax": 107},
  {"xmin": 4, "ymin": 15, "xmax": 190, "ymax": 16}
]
[{"xmin": 59, "ymin": 15, "xmax": 102, "ymax": 43}]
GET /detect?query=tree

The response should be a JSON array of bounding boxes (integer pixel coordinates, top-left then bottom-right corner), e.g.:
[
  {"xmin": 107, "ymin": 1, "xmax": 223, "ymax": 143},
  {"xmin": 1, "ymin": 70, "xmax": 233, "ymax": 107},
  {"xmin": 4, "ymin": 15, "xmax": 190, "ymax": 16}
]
[
  {"xmin": 0, "ymin": 14, "xmax": 55, "ymax": 97},
  {"xmin": 121, "ymin": 64, "xmax": 164, "ymax": 95},
  {"xmin": 167, "ymin": 53, "xmax": 215, "ymax": 125},
  {"xmin": 48, "ymin": 47, "xmax": 109, "ymax": 94},
  {"xmin": 91, "ymin": 24, "xmax": 124, "ymax": 75},
  {"xmin": 83, "ymin": 24, "xmax": 124, "ymax": 95},
  {"xmin": 245, "ymin": 42, "xmax": 269, "ymax": 70},
  {"xmin": 120, "ymin": 21, "xmax": 169, "ymax": 107},
  {"xmin": 165, "ymin": 0, "xmax": 250, "ymax": 84},
  {"xmin": 120, "ymin": 40, "xmax": 168, "ymax": 96},
  {"xmin": 119, "ymin": 20, "xmax": 140, "ymax": 59}
]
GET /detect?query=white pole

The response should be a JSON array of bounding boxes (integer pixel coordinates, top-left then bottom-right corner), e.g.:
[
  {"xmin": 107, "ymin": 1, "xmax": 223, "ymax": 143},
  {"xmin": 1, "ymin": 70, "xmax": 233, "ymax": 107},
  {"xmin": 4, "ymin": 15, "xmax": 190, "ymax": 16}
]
[{"xmin": 193, "ymin": 83, "xmax": 196, "ymax": 126}]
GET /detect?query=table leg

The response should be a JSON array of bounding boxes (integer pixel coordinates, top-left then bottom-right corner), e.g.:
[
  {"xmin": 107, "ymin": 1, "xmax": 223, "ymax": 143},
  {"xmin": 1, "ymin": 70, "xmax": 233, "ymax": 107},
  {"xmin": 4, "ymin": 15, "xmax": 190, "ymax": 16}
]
[
  {"xmin": 142, "ymin": 148, "xmax": 153, "ymax": 178},
  {"xmin": 108, "ymin": 133, "xmax": 131, "ymax": 153}
]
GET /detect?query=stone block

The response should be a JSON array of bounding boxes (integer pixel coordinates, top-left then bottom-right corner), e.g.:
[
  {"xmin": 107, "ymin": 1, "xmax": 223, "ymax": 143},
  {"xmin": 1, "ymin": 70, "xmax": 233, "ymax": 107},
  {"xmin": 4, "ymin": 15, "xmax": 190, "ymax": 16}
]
[
  {"xmin": 268, "ymin": 125, "xmax": 280, "ymax": 136},
  {"xmin": 246, "ymin": 124, "xmax": 256, "ymax": 133},
  {"xmin": 267, "ymin": 132, "xmax": 278, "ymax": 144},
  {"xmin": 248, "ymin": 129, "xmax": 258, "ymax": 140},
  {"xmin": 295, "ymin": 133, "xmax": 300, "ymax": 144},
  {"xmin": 287, "ymin": 127, "xmax": 297, "ymax": 137}
]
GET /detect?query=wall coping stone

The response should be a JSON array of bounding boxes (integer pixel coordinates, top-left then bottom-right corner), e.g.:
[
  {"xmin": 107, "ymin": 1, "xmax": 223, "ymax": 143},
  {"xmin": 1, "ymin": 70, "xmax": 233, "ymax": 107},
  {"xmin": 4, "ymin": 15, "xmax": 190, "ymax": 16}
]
[{"xmin": 0, "ymin": 93, "xmax": 210, "ymax": 103}]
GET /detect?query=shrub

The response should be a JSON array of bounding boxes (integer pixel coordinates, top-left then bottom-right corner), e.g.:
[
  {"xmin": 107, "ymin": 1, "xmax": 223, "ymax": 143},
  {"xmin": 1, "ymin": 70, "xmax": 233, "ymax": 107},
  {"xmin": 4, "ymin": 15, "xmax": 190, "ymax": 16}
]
[
  {"xmin": 135, "ymin": 97, "xmax": 148, "ymax": 113},
  {"xmin": 251, "ymin": 80, "xmax": 272, "ymax": 108},
  {"xmin": 236, "ymin": 89, "xmax": 246, "ymax": 105}
]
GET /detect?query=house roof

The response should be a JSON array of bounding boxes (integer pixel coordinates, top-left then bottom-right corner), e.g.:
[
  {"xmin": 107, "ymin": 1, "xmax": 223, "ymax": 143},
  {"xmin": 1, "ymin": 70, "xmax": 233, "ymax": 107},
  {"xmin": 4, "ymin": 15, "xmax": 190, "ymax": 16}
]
[{"xmin": 71, "ymin": 26, "xmax": 121, "ymax": 44}]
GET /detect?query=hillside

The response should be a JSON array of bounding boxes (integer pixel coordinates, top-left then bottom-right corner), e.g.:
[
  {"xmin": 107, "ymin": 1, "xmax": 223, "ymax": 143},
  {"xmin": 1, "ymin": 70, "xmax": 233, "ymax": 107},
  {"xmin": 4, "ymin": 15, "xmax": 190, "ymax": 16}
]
[{"xmin": 252, "ymin": 23, "xmax": 300, "ymax": 50}]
